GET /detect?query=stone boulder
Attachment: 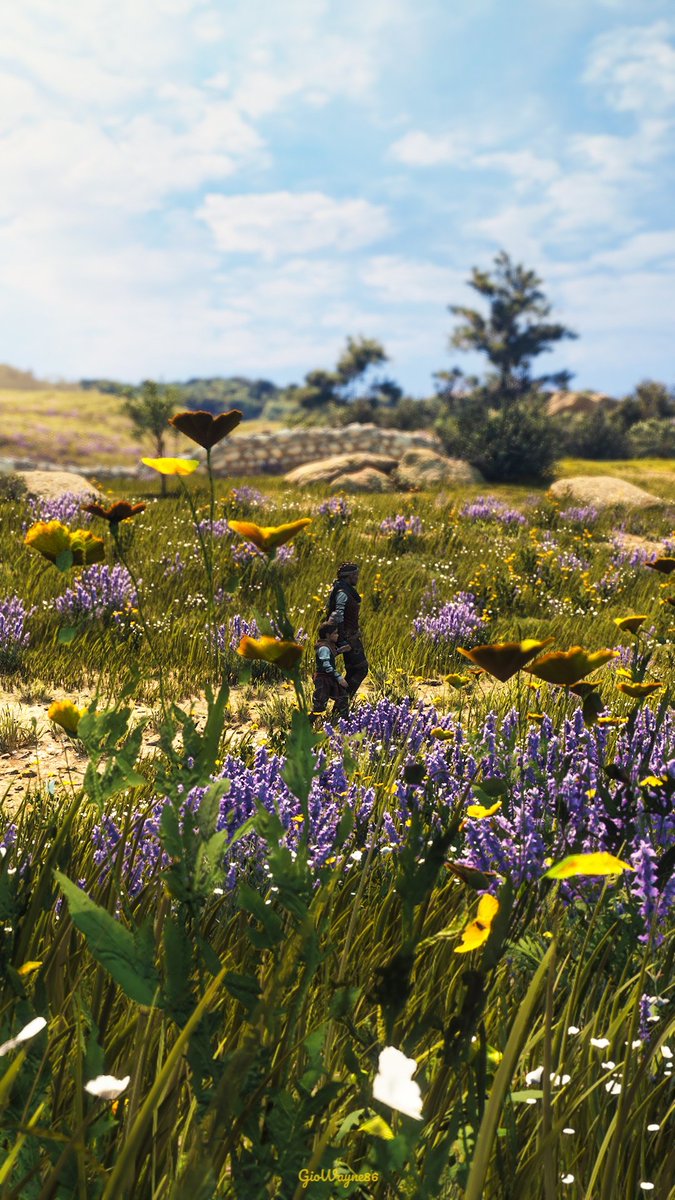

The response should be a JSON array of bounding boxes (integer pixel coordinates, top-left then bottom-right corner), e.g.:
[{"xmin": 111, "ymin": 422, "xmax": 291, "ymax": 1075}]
[
  {"xmin": 549, "ymin": 475, "xmax": 667, "ymax": 509},
  {"xmin": 329, "ymin": 468, "xmax": 393, "ymax": 494},
  {"xmin": 394, "ymin": 448, "xmax": 483, "ymax": 489},
  {"xmin": 285, "ymin": 452, "xmax": 398, "ymax": 486},
  {"xmin": 16, "ymin": 470, "xmax": 104, "ymax": 502},
  {"xmin": 546, "ymin": 390, "xmax": 615, "ymax": 418}
]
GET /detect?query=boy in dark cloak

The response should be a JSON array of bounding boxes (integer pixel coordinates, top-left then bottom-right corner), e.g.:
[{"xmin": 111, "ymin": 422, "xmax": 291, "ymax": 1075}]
[{"xmin": 311, "ymin": 621, "xmax": 349, "ymax": 721}]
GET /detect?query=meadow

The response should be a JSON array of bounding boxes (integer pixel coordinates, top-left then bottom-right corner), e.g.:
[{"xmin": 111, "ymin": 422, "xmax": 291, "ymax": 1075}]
[{"xmin": 0, "ymin": 446, "xmax": 674, "ymax": 1198}]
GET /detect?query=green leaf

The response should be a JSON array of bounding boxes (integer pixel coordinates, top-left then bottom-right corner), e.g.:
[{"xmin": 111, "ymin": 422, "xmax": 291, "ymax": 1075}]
[
  {"xmin": 196, "ymin": 780, "xmax": 230, "ymax": 839},
  {"xmin": 282, "ymin": 709, "xmax": 320, "ymax": 810},
  {"xmin": 473, "ymin": 778, "xmax": 509, "ymax": 799},
  {"xmin": 55, "ymin": 871, "xmax": 160, "ymax": 1007},
  {"xmin": 55, "ymin": 549, "xmax": 74, "ymax": 572},
  {"xmin": 57, "ymin": 626, "xmax": 77, "ymax": 645},
  {"xmin": 163, "ymin": 914, "xmax": 195, "ymax": 1026},
  {"xmin": 223, "ymin": 972, "xmax": 261, "ymax": 1014},
  {"xmin": 160, "ymin": 804, "xmax": 183, "ymax": 860}
]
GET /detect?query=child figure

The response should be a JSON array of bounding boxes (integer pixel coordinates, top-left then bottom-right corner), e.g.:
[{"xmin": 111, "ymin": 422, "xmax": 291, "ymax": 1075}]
[{"xmin": 311, "ymin": 621, "xmax": 349, "ymax": 722}]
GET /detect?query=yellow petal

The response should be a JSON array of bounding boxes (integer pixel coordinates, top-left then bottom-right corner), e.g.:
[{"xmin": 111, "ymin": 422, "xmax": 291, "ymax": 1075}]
[
  {"xmin": 544, "ymin": 852, "xmax": 635, "ymax": 879},
  {"xmin": 17, "ymin": 961, "xmax": 42, "ymax": 977},
  {"xmin": 525, "ymin": 647, "xmax": 618, "ymax": 686},
  {"xmin": 236, "ymin": 635, "xmax": 304, "ymax": 672},
  {"xmin": 466, "ymin": 801, "xmax": 502, "ymax": 819},
  {"xmin": 141, "ymin": 457, "xmax": 199, "ymax": 476},
  {"xmin": 48, "ymin": 700, "xmax": 84, "ymax": 736},
  {"xmin": 228, "ymin": 518, "xmax": 312, "ymax": 553},
  {"xmin": 613, "ymin": 615, "xmax": 649, "ymax": 634},
  {"xmin": 616, "ymin": 681, "xmax": 662, "ymax": 698},
  {"xmin": 458, "ymin": 638, "xmax": 555, "ymax": 682},
  {"xmin": 430, "ymin": 726, "xmax": 454, "ymax": 741},
  {"xmin": 454, "ymin": 894, "xmax": 499, "ymax": 953},
  {"xmin": 358, "ymin": 1115, "xmax": 395, "ymax": 1139}
]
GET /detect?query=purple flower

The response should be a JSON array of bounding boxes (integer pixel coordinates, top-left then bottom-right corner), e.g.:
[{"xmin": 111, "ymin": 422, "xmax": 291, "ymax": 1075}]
[
  {"xmin": 379, "ymin": 514, "xmax": 423, "ymax": 540},
  {"xmin": 26, "ymin": 491, "xmax": 94, "ymax": 528},
  {"xmin": 559, "ymin": 505, "xmax": 599, "ymax": 525},
  {"xmin": 0, "ymin": 595, "xmax": 33, "ymax": 671},
  {"xmin": 54, "ymin": 564, "xmax": 137, "ymax": 625},
  {"xmin": 460, "ymin": 496, "xmax": 527, "ymax": 526},
  {"xmin": 317, "ymin": 496, "xmax": 352, "ymax": 525},
  {"xmin": 412, "ymin": 590, "xmax": 485, "ymax": 646}
]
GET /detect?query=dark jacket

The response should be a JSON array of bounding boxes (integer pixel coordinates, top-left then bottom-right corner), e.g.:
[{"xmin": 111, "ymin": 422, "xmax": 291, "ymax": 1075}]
[
  {"xmin": 327, "ymin": 579, "xmax": 362, "ymax": 642},
  {"xmin": 314, "ymin": 639, "xmax": 345, "ymax": 682}
]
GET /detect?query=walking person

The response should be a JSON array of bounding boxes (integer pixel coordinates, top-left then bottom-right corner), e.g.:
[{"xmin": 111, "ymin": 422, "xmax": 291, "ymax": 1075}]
[
  {"xmin": 311, "ymin": 622, "xmax": 350, "ymax": 723},
  {"xmin": 326, "ymin": 561, "xmax": 368, "ymax": 698}
]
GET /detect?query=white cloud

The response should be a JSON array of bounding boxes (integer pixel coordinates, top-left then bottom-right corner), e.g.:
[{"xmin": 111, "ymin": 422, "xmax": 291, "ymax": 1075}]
[
  {"xmin": 197, "ymin": 192, "xmax": 391, "ymax": 259},
  {"xmin": 583, "ymin": 21, "xmax": 675, "ymax": 113},
  {"xmin": 361, "ymin": 256, "xmax": 463, "ymax": 305},
  {"xmin": 388, "ymin": 130, "xmax": 468, "ymax": 166}
]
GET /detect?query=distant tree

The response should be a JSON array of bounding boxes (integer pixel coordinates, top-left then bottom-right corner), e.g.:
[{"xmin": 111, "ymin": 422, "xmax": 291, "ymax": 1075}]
[
  {"xmin": 296, "ymin": 336, "xmax": 391, "ymax": 415},
  {"xmin": 122, "ymin": 380, "xmax": 181, "ymax": 495},
  {"xmin": 448, "ymin": 249, "xmax": 578, "ymax": 403},
  {"xmin": 617, "ymin": 379, "xmax": 675, "ymax": 428}
]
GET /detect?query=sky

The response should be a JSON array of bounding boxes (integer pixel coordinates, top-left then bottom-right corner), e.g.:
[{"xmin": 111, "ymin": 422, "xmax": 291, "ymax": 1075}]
[{"xmin": 1, "ymin": 0, "xmax": 674, "ymax": 398}]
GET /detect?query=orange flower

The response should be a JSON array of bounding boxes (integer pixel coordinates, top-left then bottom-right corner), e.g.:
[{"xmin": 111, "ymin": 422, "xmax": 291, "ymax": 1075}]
[
  {"xmin": 524, "ymin": 647, "xmax": 618, "ymax": 686},
  {"xmin": 613, "ymin": 615, "xmax": 649, "ymax": 635},
  {"xmin": 141, "ymin": 457, "xmax": 199, "ymax": 476},
  {"xmin": 169, "ymin": 408, "xmax": 242, "ymax": 450},
  {"xmin": 83, "ymin": 501, "xmax": 146, "ymax": 525},
  {"xmin": 25, "ymin": 521, "xmax": 105, "ymax": 567},
  {"xmin": 458, "ymin": 638, "xmax": 555, "ymax": 682},
  {"xmin": 228, "ymin": 518, "xmax": 312, "ymax": 554},
  {"xmin": 48, "ymin": 700, "xmax": 84, "ymax": 736},
  {"xmin": 236, "ymin": 634, "xmax": 304, "ymax": 672},
  {"xmin": 645, "ymin": 557, "xmax": 675, "ymax": 575}
]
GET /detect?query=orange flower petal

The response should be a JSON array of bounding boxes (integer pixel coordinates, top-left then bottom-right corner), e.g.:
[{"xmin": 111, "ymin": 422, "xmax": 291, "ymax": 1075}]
[
  {"xmin": 457, "ymin": 638, "xmax": 555, "ymax": 682},
  {"xmin": 525, "ymin": 647, "xmax": 618, "ymax": 686},
  {"xmin": 169, "ymin": 409, "xmax": 242, "ymax": 450},
  {"xmin": 228, "ymin": 518, "xmax": 312, "ymax": 553},
  {"xmin": 236, "ymin": 635, "xmax": 304, "ymax": 672}
]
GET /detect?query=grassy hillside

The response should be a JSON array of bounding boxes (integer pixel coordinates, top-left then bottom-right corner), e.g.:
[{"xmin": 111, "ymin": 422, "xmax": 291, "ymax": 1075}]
[{"xmin": 0, "ymin": 386, "xmax": 280, "ymax": 468}]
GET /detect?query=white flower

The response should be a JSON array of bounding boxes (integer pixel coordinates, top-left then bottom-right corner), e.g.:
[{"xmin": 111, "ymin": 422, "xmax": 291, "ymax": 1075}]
[
  {"xmin": 640, "ymin": 1185, "xmax": 655, "ymax": 1192},
  {"xmin": 567, "ymin": 1025, "xmax": 580, "ymax": 1036},
  {"xmin": 590, "ymin": 1037, "xmax": 610, "ymax": 1049},
  {"xmin": 561, "ymin": 1174, "xmax": 575, "ymax": 1185},
  {"xmin": 0, "ymin": 1016, "xmax": 47, "ymax": 1057},
  {"xmin": 631, "ymin": 1039, "xmax": 643, "ymax": 1049},
  {"xmin": 373, "ymin": 1047, "xmax": 423, "ymax": 1120},
  {"xmin": 562, "ymin": 1127, "xmax": 575, "ymax": 1135},
  {"xmin": 84, "ymin": 1074, "xmax": 130, "ymax": 1100},
  {"xmin": 551, "ymin": 1073, "xmax": 571, "ymax": 1087},
  {"xmin": 646, "ymin": 1123, "xmax": 660, "ymax": 1132},
  {"xmin": 605, "ymin": 1080, "xmax": 621, "ymax": 1095},
  {"xmin": 525, "ymin": 1065, "xmax": 544, "ymax": 1086},
  {"xmin": 601, "ymin": 1061, "xmax": 616, "ymax": 1071},
  {"xmin": 661, "ymin": 1045, "xmax": 672, "ymax": 1059}
]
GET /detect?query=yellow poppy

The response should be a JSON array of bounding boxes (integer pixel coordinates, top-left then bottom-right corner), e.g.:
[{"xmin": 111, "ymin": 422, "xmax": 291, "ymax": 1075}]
[
  {"xmin": 596, "ymin": 716, "xmax": 627, "ymax": 726},
  {"xmin": 169, "ymin": 408, "xmax": 242, "ymax": 450},
  {"xmin": 457, "ymin": 638, "xmax": 555, "ymax": 682},
  {"xmin": 616, "ymin": 680, "xmax": 663, "ymax": 698},
  {"xmin": 544, "ymin": 851, "xmax": 634, "ymax": 880},
  {"xmin": 83, "ymin": 501, "xmax": 146, "ymax": 524},
  {"xmin": 141, "ymin": 457, "xmax": 200, "ymax": 476},
  {"xmin": 430, "ymin": 727, "xmax": 454, "ymax": 741},
  {"xmin": 228, "ymin": 518, "xmax": 312, "ymax": 554},
  {"xmin": 613, "ymin": 615, "xmax": 649, "ymax": 635},
  {"xmin": 25, "ymin": 521, "xmax": 105, "ymax": 566},
  {"xmin": 526, "ymin": 712, "xmax": 546, "ymax": 724},
  {"xmin": 17, "ymin": 961, "xmax": 42, "ymax": 977},
  {"xmin": 443, "ymin": 673, "xmax": 472, "ymax": 689},
  {"xmin": 236, "ymin": 634, "xmax": 304, "ymax": 672},
  {"xmin": 48, "ymin": 700, "xmax": 84, "ymax": 737},
  {"xmin": 454, "ymin": 893, "xmax": 499, "ymax": 953},
  {"xmin": 525, "ymin": 647, "xmax": 618, "ymax": 686},
  {"xmin": 466, "ymin": 801, "xmax": 502, "ymax": 819}
]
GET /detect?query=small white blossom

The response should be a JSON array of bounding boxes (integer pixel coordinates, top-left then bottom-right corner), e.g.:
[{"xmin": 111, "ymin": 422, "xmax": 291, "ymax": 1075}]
[
  {"xmin": 561, "ymin": 1174, "xmax": 575, "ymax": 1185},
  {"xmin": 0, "ymin": 1016, "xmax": 47, "ymax": 1057},
  {"xmin": 601, "ymin": 1061, "xmax": 616, "ymax": 1071},
  {"xmin": 525, "ymin": 1066, "xmax": 544, "ymax": 1086},
  {"xmin": 646, "ymin": 1123, "xmax": 660, "ymax": 1132},
  {"xmin": 605, "ymin": 1080, "xmax": 622, "ymax": 1095},
  {"xmin": 631, "ymin": 1039, "xmax": 643, "ymax": 1049},
  {"xmin": 590, "ymin": 1037, "xmax": 610, "ymax": 1049},
  {"xmin": 373, "ymin": 1047, "xmax": 423, "ymax": 1120},
  {"xmin": 639, "ymin": 1185, "xmax": 655, "ymax": 1192},
  {"xmin": 567, "ymin": 1025, "xmax": 580, "ymax": 1036},
  {"xmin": 661, "ymin": 1045, "xmax": 672, "ymax": 1059},
  {"xmin": 562, "ymin": 1127, "xmax": 575, "ymax": 1135},
  {"xmin": 84, "ymin": 1074, "xmax": 130, "ymax": 1100}
]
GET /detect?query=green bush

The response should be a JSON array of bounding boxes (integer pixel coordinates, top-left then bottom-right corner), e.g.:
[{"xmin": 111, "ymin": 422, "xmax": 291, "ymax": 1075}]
[
  {"xmin": 626, "ymin": 417, "xmax": 675, "ymax": 458},
  {"xmin": 0, "ymin": 470, "xmax": 27, "ymax": 502},
  {"xmin": 437, "ymin": 393, "xmax": 557, "ymax": 482},
  {"xmin": 562, "ymin": 408, "xmax": 630, "ymax": 459}
]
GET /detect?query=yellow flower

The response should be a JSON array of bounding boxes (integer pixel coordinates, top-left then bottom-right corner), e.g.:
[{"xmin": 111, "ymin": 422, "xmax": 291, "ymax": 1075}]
[
  {"xmin": 596, "ymin": 716, "xmax": 627, "ymax": 726},
  {"xmin": 454, "ymin": 894, "xmax": 499, "ymax": 954},
  {"xmin": 466, "ymin": 800, "xmax": 502, "ymax": 819},
  {"xmin": 527, "ymin": 712, "xmax": 546, "ymax": 724},
  {"xmin": 228, "ymin": 518, "xmax": 312, "ymax": 554},
  {"xmin": 25, "ymin": 521, "xmax": 105, "ymax": 567},
  {"xmin": 458, "ymin": 638, "xmax": 555, "ymax": 682},
  {"xmin": 544, "ymin": 851, "xmax": 635, "ymax": 880},
  {"xmin": 236, "ymin": 634, "xmax": 304, "ymax": 672},
  {"xmin": 17, "ymin": 961, "xmax": 42, "ymax": 977},
  {"xmin": 525, "ymin": 647, "xmax": 618, "ymax": 686},
  {"xmin": 430, "ymin": 727, "xmax": 454, "ymax": 741},
  {"xmin": 141, "ymin": 457, "xmax": 200, "ymax": 476},
  {"xmin": 613, "ymin": 615, "xmax": 649, "ymax": 635},
  {"xmin": 616, "ymin": 680, "xmax": 662, "ymax": 698},
  {"xmin": 48, "ymin": 700, "xmax": 84, "ymax": 736}
]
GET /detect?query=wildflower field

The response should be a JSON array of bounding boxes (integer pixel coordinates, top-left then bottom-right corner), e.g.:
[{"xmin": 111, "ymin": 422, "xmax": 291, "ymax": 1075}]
[{"xmin": 1, "ymin": 440, "xmax": 674, "ymax": 1198}]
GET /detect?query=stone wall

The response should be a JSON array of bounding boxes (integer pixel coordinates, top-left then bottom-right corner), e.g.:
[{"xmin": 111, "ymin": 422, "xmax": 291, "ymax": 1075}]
[{"xmin": 209, "ymin": 423, "xmax": 442, "ymax": 476}]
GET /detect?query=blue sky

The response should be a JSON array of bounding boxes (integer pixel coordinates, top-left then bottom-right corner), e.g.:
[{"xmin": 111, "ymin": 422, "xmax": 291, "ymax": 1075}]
[{"xmin": 1, "ymin": 0, "xmax": 674, "ymax": 397}]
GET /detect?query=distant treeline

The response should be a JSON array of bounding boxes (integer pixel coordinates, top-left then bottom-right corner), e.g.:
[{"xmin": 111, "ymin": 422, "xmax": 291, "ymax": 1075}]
[{"xmin": 79, "ymin": 375, "xmax": 287, "ymax": 420}]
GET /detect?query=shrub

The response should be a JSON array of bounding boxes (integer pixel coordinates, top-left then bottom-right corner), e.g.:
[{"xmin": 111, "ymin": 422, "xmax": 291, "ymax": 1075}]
[
  {"xmin": 626, "ymin": 418, "xmax": 675, "ymax": 458},
  {"xmin": 438, "ymin": 392, "xmax": 558, "ymax": 483},
  {"xmin": 0, "ymin": 471, "xmax": 28, "ymax": 503},
  {"xmin": 563, "ymin": 408, "xmax": 629, "ymax": 459}
]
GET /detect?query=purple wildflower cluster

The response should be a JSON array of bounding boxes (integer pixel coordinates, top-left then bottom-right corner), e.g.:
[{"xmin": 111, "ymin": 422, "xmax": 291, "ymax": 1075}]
[
  {"xmin": 0, "ymin": 595, "xmax": 33, "ymax": 671},
  {"xmin": 412, "ymin": 590, "xmax": 485, "ymax": 646},
  {"xmin": 88, "ymin": 698, "xmax": 675, "ymax": 936},
  {"xmin": 224, "ymin": 614, "xmax": 261, "ymax": 652},
  {"xmin": 231, "ymin": 539, "xmax": 263, "ymax": 568},
  {"xmin": 610, "ymin": 539, "xmax": 651, "ymax": 568},
  {"xmin": 54, "ymin": 564, "xmax": 137, "ymax": 625},
  {"xmin": 317, "ymin": 496, "xmax": 352, "ymax": 526},
  {"xmin": 274, "ymin": 543, "xmax": 296, "ymax": 566},
  {"xmin": 460, "ymin": 496, "xmax": 527, "ymax": 526},
  {"xmin": 379, "ymin": 514, "xmax": 423, "ymax": 539},
  {"xmin": 27, "ymin": 491, "xmax": 94, "ymax": 527},
  {"xmin": 227, "ymin": 486, "xmax": 266, "ymax": 513},
  {"xmin": 559, "ymin": 505, "xmax": 599, "ymax": 525}
]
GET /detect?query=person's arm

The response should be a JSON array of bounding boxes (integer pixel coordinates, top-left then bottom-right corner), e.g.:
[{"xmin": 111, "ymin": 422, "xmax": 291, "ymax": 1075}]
[
  {"xmin": 317, "ymin": 645, "xmax": 345, "ymax": 682},
  {"xmin": 333, "ymin": 587, "xmax": 349, "ymax": 645}
]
